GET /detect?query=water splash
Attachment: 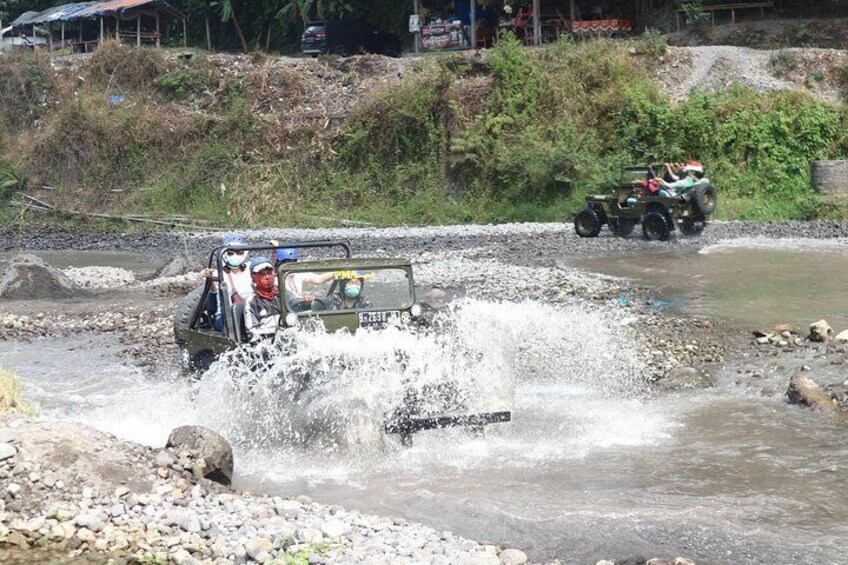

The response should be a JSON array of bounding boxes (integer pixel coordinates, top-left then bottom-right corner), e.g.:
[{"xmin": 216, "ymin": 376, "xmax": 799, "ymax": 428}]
[{"xmin": 195, "ymin": 299, "xmax": 648, "ymax": 461}]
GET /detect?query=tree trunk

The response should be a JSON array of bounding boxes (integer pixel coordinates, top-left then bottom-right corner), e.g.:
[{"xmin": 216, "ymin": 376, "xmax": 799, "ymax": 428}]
[
  {"xmin": 230, "ymin": 7, "xmax": 248, "ymax": 52},
  {"xmin": 265, "ymin": 18, "xmax": 272, "ymax": 51}
]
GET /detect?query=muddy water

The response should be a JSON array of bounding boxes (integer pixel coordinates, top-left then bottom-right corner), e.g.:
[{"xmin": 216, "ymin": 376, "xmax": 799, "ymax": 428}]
[
  {"xmin": 4, "ymin": 286, "xmax": 848, "ymax": 565},
  {"xmin": 573, "ymin": 237, "xmax": 848, "ymax": 330}
]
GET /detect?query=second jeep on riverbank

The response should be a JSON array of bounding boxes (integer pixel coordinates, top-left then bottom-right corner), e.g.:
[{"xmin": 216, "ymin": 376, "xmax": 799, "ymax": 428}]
[{"xmin": 573, "ymin": 165, "xmax": 718, "ymax": 241}]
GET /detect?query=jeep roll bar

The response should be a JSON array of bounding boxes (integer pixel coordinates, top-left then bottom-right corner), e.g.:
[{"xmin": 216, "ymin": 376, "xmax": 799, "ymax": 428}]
[
  {"xmin": 204, "ymin": 238, "xmax": 353, "ymax": 269},
  {"xmin": 191, "ymin": 239, "xmax": 353, "ymax": 340}
]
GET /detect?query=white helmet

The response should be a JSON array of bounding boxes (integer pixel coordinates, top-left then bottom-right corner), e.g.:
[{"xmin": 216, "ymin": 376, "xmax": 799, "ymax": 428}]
[{"xmin": 222, "ymin": 235, "xmax": 248, "ymax": 269}]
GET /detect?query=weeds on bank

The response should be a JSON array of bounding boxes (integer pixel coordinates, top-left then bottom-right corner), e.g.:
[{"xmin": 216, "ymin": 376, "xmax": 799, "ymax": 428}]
[
  {"xmin": 0, "ymin": 368, "xmax": 36, "ymax": 416},
  {"xmin": 2, "ymin": 39, "xmax": 848, "ymax": 227}
]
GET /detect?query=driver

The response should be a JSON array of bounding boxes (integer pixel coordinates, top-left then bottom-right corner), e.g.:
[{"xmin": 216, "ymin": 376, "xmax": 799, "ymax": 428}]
[
  {"xmin": 329, "ymin": 276, "xmax": 371, "ymax": 310},
  {"xmin": 244, "ymin": 257, "xmax": 282, "ymax": 340}
]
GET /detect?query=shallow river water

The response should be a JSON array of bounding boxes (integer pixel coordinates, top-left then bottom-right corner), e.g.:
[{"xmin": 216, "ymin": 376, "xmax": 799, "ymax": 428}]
[
  {"xmin": 3, "ymin": 241, "xmax": 848, "ymax": 564},
  {"xmin": 574, "ymin": 237, "xmax": 848, "ymax": 330}
]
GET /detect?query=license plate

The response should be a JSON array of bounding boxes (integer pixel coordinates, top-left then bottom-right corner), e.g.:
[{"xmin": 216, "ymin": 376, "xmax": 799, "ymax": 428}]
[{"xmin": 358, "ymin": 311, "xmax": 400, "ymax": 329}]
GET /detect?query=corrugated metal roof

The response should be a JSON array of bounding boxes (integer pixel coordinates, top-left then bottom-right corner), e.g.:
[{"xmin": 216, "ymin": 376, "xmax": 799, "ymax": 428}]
[
  {"xmin": 73, "ymin": 0, "xmax": 183, "ymax": 20},
  {"xmin": 10, "ymin": 11, "xmax": 42, "ymax": 26},
  {"xmin": 10, "ymin": 0, "xmax": 182, "ymax": 27}
]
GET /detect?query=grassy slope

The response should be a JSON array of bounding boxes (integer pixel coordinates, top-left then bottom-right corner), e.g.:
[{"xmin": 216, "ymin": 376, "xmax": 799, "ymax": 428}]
[{"xmin": 2, "ymin": 38, "xmax": 848, "ymax": 229}]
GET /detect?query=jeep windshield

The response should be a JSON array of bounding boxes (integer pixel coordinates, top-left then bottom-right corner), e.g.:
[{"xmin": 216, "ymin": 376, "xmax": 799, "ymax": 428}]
[{"xmin": 283, "ymin": 266, "xmax": 413, "ymax": 314}]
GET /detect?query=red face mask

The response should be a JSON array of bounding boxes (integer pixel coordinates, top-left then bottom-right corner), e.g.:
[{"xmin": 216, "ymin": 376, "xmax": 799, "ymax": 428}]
[{"xmin": 252, "ymin": 270, "xmax": 277, "ymax": 300}]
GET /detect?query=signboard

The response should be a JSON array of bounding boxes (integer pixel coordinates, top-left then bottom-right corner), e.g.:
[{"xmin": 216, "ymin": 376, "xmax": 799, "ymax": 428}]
[{"xmin": 409, "ymin": 15, "xmax": 420, "ymax": 33}]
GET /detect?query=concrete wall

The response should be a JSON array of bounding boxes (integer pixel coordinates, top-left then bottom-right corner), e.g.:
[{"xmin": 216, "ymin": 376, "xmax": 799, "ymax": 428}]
[{"xmin": 811, "ymin": 160, "xmax": 848, "ymax": 199}]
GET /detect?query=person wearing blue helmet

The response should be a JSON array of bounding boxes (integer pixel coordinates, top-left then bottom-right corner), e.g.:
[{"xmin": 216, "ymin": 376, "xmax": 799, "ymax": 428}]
[
  {"xmin": 267, "ymin": 241, "xmax": 334, "ymax": 309},
  {"xmin": 203, "ymin": 235, "xmax": 253, "ymax": 331}
]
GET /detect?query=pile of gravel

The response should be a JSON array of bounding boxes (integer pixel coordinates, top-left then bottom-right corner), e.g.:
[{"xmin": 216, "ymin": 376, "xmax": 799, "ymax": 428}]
[
  {"xmin": 0, "ymin": 254, "xmax": 89, "ymax": 300},
  {"xmin": 0, "ymin": 418, "xmax": 530, "ymax": 564}
]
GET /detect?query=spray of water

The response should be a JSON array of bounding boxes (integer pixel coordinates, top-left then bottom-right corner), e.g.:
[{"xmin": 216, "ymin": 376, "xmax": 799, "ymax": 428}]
[{"xmin": 195, "ymin": 298, "xmax": 647, "ymax": 458}]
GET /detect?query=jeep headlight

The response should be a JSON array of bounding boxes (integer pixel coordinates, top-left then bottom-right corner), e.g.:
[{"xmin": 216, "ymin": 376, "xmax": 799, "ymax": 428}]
[
  {"xmin": 410, "ymin": 304, "xmax": 422, "ymax": 318},
  {"xmin": 284, "ymin": 313, "xmax": 299, "ymax": 327}
]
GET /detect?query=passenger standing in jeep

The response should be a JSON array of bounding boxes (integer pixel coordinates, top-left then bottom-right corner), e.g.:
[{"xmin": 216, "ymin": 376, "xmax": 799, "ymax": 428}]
[
  {"xmin": 203, "ymin": 235, "xmax": 253, "ymax": 331},
  {"xmin": 245, "ymin": 257, "xmax": 282, "ymax": 340}
]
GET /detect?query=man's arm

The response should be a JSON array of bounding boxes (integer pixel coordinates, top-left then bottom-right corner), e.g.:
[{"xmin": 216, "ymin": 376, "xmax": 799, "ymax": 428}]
[{"xmin": 300, "ymin": 271, "xmax": 336, "ymax": 285}]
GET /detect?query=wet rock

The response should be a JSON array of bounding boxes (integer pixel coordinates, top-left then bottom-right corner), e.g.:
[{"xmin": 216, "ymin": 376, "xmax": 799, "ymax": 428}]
[
  {"xmin": 834, "ymin": 329, "xmax": 848, "ymax": 342},
  {"xmin": 808, "ymin": 319, "xmax": 834, "ymax": 342},
  {"xmin": 166, "ymin": 426, "xmax": 233, "ymax": 486},
  {"xmin": 499, "ymin": 548, "xmax": 528, "ymax": 564},
  {"xmin": 654, "ymin": 367, "xmax": 713, "ymax": 390},
  {"xmin": 0, "ymin": 254, "xmax": 89, "ymax": 300},
  {"xmin": 787, "ymin": 374, "xmax": 846, "ymax": 420}
]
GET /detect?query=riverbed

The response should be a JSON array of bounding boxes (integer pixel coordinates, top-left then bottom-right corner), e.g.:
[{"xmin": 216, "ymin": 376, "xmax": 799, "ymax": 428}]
[{"xmin": 2, "ymin": 225, "xmax": 847, "ymax": 564}]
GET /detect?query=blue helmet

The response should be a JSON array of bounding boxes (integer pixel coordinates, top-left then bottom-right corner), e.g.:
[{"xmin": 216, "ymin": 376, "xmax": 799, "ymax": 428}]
[
  {"xmin": 276, "ymin": 248, "xmax": 299, "ymax": 263},
  {"xmin": 223, "ymin": 235, "xmax": 246, "ymax": 247}
]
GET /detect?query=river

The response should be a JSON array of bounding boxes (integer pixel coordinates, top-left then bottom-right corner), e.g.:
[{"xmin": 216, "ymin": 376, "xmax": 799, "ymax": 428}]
[{"xmin": 2, "ymin": 238, "xmax": 847, "ymax": 564}]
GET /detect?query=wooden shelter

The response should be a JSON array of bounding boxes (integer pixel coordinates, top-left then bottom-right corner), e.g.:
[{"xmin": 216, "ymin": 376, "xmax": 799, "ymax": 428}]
[{"xmin": 7, "ymin": 0, "xmax": 185, "ymax": 52}]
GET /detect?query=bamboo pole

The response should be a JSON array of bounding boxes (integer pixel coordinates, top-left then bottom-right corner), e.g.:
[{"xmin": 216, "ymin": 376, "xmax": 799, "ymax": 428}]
[
  {"xmin": 61, "ymin": 21, "xmax": 65, "ymax": 51},
  {"xmin": 156, "ymin": 12, "xmax": 160, "ymax": 47},
  {"xmin": 413, "ymin": 0, "xmax": 420, "ymax": 54},
  {"xmin": 532, "ymin": 0, "xmax": 541, "ymax": 46},
  {"xmin": 99, "ymin": 17, "xmax": 103, "ymax": 45},
  {"xmin": 137, "ymin": 13, "xmax": 141, "ymax": 47},
  {"xmin": 470, "ymin": 0, "xmax": 476, "ymax": 49},
  {"xmin": 182, "ymin": 18, "xmax": 186, "ymax": 48}
]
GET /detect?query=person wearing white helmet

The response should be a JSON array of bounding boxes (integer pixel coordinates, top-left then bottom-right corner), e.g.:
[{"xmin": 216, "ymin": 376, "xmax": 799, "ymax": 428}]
[{"xmin": 203, "ymin": 235, "xmax": 253, "ymax": 331}]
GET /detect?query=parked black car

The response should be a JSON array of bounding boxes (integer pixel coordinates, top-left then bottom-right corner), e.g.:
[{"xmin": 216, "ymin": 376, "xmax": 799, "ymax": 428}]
[{"xmin": 301, "ymin": 19, "xmax": 401, "ymax": 57}]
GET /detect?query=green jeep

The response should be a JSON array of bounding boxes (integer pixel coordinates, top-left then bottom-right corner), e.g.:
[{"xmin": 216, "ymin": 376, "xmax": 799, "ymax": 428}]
[
  {"xmin": 173, "ymin": 239, "xmax": 510, "ymax": 445},
  {"xmin": 573, "ymin": 165, "xmax": 718, "ymax": 241}
]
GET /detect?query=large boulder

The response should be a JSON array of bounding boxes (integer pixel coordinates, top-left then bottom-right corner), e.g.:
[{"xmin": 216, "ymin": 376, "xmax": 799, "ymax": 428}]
[
  {"xmin": 787, "ymin": 374, "xmax": 848, "ymax": 422},
  {"xmin": 166, "ymin": 426, "xmax": 233, "ymax": 485},
  {"xmin": 0, "ymin": 254, "xmax": 89, "ymax": 300},
  {"xmin": 808, "ymin": 319, "xmax": 834, "ymax": 342}
]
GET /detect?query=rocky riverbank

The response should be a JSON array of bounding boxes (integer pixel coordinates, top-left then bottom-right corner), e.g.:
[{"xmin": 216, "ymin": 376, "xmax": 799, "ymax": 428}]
[
  {"xmin": 0, "ymin": 417, "xmax": 533, "ymax": 565},
  {"xmin": 3, "ymin": 221, "xmax": 848, "ymax": 564}
]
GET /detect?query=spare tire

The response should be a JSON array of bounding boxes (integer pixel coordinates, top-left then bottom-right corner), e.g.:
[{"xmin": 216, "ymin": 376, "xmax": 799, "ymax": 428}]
[
  {"xmin": 693, "ymin": 183, "xmax": 717, "ymax": 215},
  {"xmin": 174, "ymin": 286, "xmax": 205, "ymax": 345},
  {"xmin": 574, "ymin": 207, "xmax": 602, "ymax": 238}
]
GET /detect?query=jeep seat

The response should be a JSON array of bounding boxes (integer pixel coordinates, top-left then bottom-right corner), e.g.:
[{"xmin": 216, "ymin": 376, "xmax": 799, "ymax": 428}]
[{"xmin": 232, "ymin": 302, "xmax": 249, "ymax": 342}]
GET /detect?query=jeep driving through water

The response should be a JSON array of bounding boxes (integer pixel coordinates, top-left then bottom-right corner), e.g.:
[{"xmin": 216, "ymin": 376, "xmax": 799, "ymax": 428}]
[
  {"xmin": 174, "ymin": 239, "xmax": 510, "ymax": 445},
  {"xmin": 573, "ymin": 165, "xmax": 718, "ymax": 241}
]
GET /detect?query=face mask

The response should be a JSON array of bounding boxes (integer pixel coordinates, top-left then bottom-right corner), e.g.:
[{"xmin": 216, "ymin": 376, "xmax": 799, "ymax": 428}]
[
  {"xmin": 252, "ymin": 271, "xmax": 275, "ymax": 294},
  {"xmin": 344, "ymin": 285, "xmax": 361, "ymax": 299},
  {"xmin": 224, "ymin": 251, "xmax": 248, "ymax": 268}
]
